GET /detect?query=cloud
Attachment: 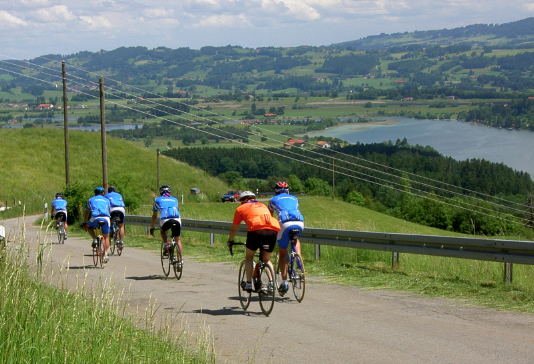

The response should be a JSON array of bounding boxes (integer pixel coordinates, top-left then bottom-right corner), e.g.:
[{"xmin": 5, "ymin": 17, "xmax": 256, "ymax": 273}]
[
  {"xmin": 79, "ymin": 15, "xmax": 113, "ymax": 29},
  {"xmin": 17, "ymin": 0, "xmax": 51, "ymax": 6},
  {"xmin": 523, "ymin": 2, "xmax": 534, "ymax": 11},
  {"xmin": 0, "ymin": 10, "xmax": 28, "ymax": 27},
  {"xmin": 143, "ymin": 8, "xmax": 172, "ymax": 18},
  {"xmin": 33, "ymin": 5, "xmax": 75, "ymax": 22},
  {"xmin": 195, "ymin": 13, "xmax": 250, "ymax": 27}
]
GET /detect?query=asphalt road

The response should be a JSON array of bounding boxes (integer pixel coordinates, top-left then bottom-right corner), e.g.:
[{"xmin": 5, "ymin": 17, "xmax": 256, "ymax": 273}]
[{"xmin": 3, "ymin": 215, "xmax": 534, "ymax": 363}]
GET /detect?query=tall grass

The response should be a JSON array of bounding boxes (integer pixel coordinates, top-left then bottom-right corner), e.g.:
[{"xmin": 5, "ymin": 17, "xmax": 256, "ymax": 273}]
[{"xmin": 0, "ymin": 223, "xmax": 214, "ymax": 364}]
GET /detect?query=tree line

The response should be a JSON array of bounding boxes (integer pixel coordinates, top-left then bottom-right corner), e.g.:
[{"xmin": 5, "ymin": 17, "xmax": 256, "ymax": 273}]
[{"xmin": 163, "ymin": 142, "xmax": 533, "ymax": 236}]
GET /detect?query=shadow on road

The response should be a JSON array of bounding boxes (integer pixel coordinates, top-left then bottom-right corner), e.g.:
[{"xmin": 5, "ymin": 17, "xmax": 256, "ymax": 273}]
[
  {"xmin": 66, "ymin": 265, "xmax": 102, "ymax": 270},
  {"xmin": 125, "ymin": 275, "xmax": 165, "ymax": 281},
  {"xmin": 191, "ymin": 307, "xmax": 255, "ymax": 316}
]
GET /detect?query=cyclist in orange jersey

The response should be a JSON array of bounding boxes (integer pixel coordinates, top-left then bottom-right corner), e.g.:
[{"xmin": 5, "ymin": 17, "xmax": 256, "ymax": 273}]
[{"xmin": 227, "ymin": 191, "xmax": 280, "ymax": 292}]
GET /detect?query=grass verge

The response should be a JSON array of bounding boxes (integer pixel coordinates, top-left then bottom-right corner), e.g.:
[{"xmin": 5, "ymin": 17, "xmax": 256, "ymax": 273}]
[{"xmin": 0, "ymin": 227, "xmax": 214, "ymax": 364}]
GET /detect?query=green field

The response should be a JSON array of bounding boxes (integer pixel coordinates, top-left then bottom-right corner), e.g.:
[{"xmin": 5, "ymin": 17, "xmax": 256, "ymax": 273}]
[{"xmin": 0, "ymin": 128, "xmax": 229, "ymax": 215}]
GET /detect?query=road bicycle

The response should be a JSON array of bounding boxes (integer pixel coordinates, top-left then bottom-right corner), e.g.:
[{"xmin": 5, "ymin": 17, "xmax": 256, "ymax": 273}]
[
  {"xmin": 109, "ymin": 216, "xmax": 123, "ymax": 256},
  {"xmin": 89, "ymin": 221, "xmax": 106, "ymax": 268},
  {"xmin": 228, "ymin": 241, "xmax": 276, "ymax": 316},
  {"xmin": 159, "ymin": 223, "xmax": 183, "ymax": 280},
  {"xmin": 55, "ymin": 217, "xmax": 66, "ymax": 245},
  {"xmin": 276, "ymin": 228, "xmax": 305, "ymax": 302}
]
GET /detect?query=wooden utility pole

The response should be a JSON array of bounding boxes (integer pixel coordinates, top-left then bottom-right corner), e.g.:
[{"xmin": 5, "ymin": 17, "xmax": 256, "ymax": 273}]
[
  {"xmin": 99, "ymin": 77, "xmax": 108, "ymax": 190},
  {"xmin": 332, "ymin": 157, "xmax": 335, "ymax": 199},
  {"xmin": 156, "ymin": 148, "xmax": 160, "ymax": 190},
  {"xmin": 528, "ymin": 193, "xmax": 534, "ymax": 228},
  {"xmin": 61, "ymin": 61, "xmax": 70, "ymax": 186}
]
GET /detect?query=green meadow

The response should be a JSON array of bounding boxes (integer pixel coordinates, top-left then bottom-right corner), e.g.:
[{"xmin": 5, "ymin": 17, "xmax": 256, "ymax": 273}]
[{"xmin": 0, "ymin": 128, "xmax": 229, "ymax": 216}]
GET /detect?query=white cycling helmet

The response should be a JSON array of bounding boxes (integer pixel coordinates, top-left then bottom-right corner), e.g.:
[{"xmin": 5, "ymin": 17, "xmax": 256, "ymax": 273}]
[{"xmin": 239, "ymin": 191, "xmax": 256, "ymax": 201}]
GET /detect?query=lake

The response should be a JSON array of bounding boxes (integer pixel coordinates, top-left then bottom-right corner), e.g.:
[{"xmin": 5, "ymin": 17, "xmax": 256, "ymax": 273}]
[{"xmin": 306, "ymin": 117, "xmax": 534, "ymax": 178}]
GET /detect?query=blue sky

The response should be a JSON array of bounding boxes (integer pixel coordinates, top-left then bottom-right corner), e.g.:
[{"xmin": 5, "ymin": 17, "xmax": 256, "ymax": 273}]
[{"xmin": 1, "ymin": 0, "xmax": 533, "ymax": 59}]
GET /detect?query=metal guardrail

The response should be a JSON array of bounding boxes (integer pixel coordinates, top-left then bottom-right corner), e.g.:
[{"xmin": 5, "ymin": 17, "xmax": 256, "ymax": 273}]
[{"xmin": 126, "ymin": 215, "xmax": 534, "ymax": 283}]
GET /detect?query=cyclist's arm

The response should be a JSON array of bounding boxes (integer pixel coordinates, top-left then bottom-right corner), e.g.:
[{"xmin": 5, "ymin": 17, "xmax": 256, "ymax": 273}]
[
  {"xmin": 228, "ymin": 210, "xmax": 242, "ymax": 242},
  {"xmin": 150, "ymin": 210, "xmax": 157, "ymax": 228},
  {"xmin": 83, "ymin": 206, "xmax": 90, "ymax": 224},
  {"xmin": 227, "ymin": 223, "xmax": 240, "ymax": 242}
]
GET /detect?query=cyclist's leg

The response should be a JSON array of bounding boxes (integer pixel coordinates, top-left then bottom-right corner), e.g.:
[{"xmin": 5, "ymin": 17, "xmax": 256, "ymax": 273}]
[
  {"xmin": 245, "ymin": 231, "xmax": 261, "ymax": 283},
  {"xmin": 102, "ymin": 219, "xmax": 111, "ymax": 254},
  {"xmin": 119, "ymin": 223, "xmax": 125, "ymax": 241},
  {"xmin": 277, "ymin": 225, "xmax": 292, "ymax": 281},
  {"xmin": 170, "ymin": 219, "xmax": 182, "ymax": 254},
  {"xmin": 62, "ymin": 212, "xmax": 68, "ymax": 234},
  {"xmin": 115, "ymin": 210, "xmax": 125, "ymax": 242},
  {"xmin": 258, "ymin": 229, "xmax": 277, "ymax": 283}
]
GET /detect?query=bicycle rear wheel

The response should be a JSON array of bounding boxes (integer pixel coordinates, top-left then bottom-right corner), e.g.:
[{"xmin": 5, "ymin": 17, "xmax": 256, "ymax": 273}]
[
  {"xmin": 238, "ymin": 260, "xmax": 251, "ymax": 311},
  {"xmin": 57, "ymin": 222, "xmax": 65, "ymax": 244},
  {"xmin": 258, "ymin": 263, "xmax": 275, "ymax": 316},
  {"xmin": 160, "ymin": 241, "xmax": 171, "ymax": 277},
  {"xmin": 92, "ymin": 238, "xmax": 99, "ymax": 267},
  {"xmin": 171, "ymin": 242, "xmax": 183, "ymax": 280},
  {"xmin": 109, "ymin": 223, "xmax": 117, "ymax": 255},
  {"xmin": 98, "ymin": 237, "xmax": 104, "ymax": 268},
  {"xmin": 290, "ymin": 253, "xmax": 305, "ymax": 303}
]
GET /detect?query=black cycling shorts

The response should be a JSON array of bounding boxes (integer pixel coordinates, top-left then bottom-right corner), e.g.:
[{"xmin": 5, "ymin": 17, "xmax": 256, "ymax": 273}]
[
  {"xmin": 54, "ymin": 211, "xmax": 66, "ymax": 222},
  {"xmin": 110, "ymin": 210, "xmax": 125, "ymax": 224},
  {"xmin": 246, "ymin": 229, "xmax": 277, "ymax": 253},
  {"xmin": 161, "ymin": 219, "xmax": 181, "ymax": 237}
]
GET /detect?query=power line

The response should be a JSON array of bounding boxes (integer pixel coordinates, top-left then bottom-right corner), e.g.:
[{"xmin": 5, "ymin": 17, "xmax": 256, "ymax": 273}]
[{"xmin": 0, "ymin": 60, "xmax": 530, "ymax": 226}]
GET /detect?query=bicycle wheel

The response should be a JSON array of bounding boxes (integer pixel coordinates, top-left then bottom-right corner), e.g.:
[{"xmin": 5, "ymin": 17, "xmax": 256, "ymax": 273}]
[
  {"xmin": 109, "ymin": 223, "xmax": 116, "ymax": 255},
  {"xmin": 290, "ymin": 253, "xmax": 305, "ymax": 303},
  {"xmin": 92, "ymin": 238, "xmax": 99, "ymax": 267},
  {"xmin": 258, "ymin": 263, "xmax": 275, "ymax": 316},
  {"xmin": 57, "ymin": 222, "xmax": 65, "ymax": 244},
  {"xmin": 97, "ymin": 236, "xmax": 104, "ymax": 268},
  {"xmin": 237, "ymin": 260, "xmax": 251, "ymax": 311},
  {"xmin": 171, "ymin": 242, "xmax": 183, "ymax": 280},
  {"xmin": 160, "ymin": 241, "xmax": 171, "ymax": 277}
]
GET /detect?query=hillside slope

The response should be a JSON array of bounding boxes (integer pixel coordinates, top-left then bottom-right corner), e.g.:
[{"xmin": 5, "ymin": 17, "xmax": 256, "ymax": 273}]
[{"xmin": 0, "ymin": 129, "xmax": 228, "ymax": 210}]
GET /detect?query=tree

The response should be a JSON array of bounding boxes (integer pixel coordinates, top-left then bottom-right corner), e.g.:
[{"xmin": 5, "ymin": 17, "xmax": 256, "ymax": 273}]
[
  {"xmin": 304, "ymin": 177, "xmax": 331, "ymax": 196},
  {"xmin": 346, "ymin": 191, "xmax": 365, "ymax": 206},
  {"xmin": 288, "ymin": 174, "xmax": 304, "ymax": 193}
]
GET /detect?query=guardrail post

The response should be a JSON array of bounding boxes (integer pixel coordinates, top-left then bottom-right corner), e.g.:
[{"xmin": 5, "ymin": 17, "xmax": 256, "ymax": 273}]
[
  {"xmin": 315, "ymin": 244, "xmax": 320, "ymax": 260},
  {"xmin": 210, "ymin": 233, "xmax": 215, "ymax": 246},
  {"xmin": 43, "ymin": 203, "xmax": 48, "ymax": 220},
  {"xmin": 391, "ymin": 251, "xmax": 400, "ymax": 269},
  {"xmin": 504, "ymin": 262, "xmax": 513, "ymax": 284}
]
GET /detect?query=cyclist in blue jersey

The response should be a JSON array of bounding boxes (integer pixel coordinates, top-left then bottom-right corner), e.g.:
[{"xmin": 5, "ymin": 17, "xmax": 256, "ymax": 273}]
[
  {"xmin": 268, "ymin": 181, "xmax": 305, "ymax": 296},
  {"xmin": 51, "ymin": 192, "xmax": 68, "ymax": 239},
  {"xmin": 105, "ymin": 186, "xmax": 126, "ymax": 248},
  {"xmin": 150, "ymin": 185, "xmax": 183, "ymax": 256},
  {"xmin": 83, "ymin": 186, "xmax": 111, "ymax": 262}
]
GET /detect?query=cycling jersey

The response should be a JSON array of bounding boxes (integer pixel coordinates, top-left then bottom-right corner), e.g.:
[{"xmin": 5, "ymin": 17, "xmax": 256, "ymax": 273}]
[
  {"xmin": 105, "ymin": 191, "xmax": 125, "ymax": 208},
  {"xmin": 233, "ymin": 201, "xmax": 280, "ymax": 232},
  {"xmin": 153, "ymin": 195, "xmax": 180, "ymax": 220},
  {"xmin": 51, "ymin": 197, "xmax": 67, "ymax": 211},
  {"xmin": 87, "ymin": 195, "xmax": 111, "ymax": 217},
  {"xmin": 269, "ymin": 193, "xmax": 304, "ymax": 223}
]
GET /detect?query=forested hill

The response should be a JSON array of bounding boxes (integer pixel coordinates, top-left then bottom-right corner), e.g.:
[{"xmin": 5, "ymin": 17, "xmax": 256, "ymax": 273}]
[
  {"xmin": 2, "ymin": 18, "xmax": 534, "ymax": 101},
  {"xmin": 334, "ymin": 17, "xmax": 534, "ymax": 50},
  {"xmin": 164, "ymin": 143, "xmax": 533, "ymax": 236}
]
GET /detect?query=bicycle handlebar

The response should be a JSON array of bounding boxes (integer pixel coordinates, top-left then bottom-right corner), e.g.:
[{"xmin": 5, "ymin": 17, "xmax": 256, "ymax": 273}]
[{"xmin": 227, "ymin": 240, "xmax": 244, "ymax": 256}]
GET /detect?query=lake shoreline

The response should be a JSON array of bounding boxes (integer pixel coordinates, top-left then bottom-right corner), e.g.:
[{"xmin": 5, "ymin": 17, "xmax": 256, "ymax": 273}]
[{"xmin": 304, "ymin": 116, "xmax": 534, "ymax": 178}]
